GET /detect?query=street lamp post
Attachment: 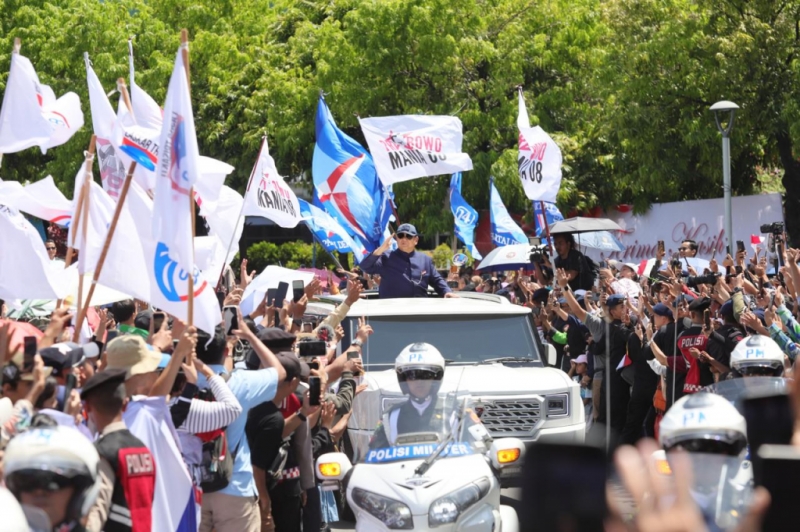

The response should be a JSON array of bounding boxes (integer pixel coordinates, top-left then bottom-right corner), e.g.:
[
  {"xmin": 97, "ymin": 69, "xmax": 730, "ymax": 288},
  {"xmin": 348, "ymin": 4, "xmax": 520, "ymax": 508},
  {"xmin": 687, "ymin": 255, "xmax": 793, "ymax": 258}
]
[{"xmin": 710, "ymin": 100, "xmax": 739, "ymax": 255}]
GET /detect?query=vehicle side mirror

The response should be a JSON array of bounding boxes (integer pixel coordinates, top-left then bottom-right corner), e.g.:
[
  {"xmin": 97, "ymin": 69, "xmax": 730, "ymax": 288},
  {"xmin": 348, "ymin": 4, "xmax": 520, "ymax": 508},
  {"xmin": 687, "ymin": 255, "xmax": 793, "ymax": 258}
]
[
  {"xmin": 490, "ymin": 438, "xmax": 525, "ymax": 469},
  {"xmin": 316, "ymin": 452, "xmax": 353, "ymax": 482},
  {"xmin": 545, "ymin": 343, "xmax": 557, "ymax": 367}
]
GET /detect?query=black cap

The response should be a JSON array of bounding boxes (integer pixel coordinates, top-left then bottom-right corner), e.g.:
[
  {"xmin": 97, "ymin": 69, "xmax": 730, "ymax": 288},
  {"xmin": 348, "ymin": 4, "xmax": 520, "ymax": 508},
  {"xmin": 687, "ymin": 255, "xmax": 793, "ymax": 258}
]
[
  {"xmin": 256, "ymin": 327, "xmax": 296, "ymax": 351},
  {"xmin": 532, "ymin": 288, "xmax": 550, "ymax": 304},
  {"xmin": 276, "ymin": 352, "xmax": 310, "ymax": 382},
  {"xmin": 688, "ymin": 296, "xmax": 712, "ymax": 313},
  {"xmin": 80, "ymin": 368, "xmax": 127, "ymax": 400},
  {"xmin": 39, "ymin": 343, "xmax": 85, "ymax": 378}
]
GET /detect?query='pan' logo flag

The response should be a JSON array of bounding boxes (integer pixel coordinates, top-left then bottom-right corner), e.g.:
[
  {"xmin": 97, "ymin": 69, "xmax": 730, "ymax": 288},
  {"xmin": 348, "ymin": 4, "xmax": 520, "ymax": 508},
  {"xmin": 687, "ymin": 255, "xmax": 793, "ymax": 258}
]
[{"xmin": 152, "ymin": 44, "xmax": 200, "ymax": 274}]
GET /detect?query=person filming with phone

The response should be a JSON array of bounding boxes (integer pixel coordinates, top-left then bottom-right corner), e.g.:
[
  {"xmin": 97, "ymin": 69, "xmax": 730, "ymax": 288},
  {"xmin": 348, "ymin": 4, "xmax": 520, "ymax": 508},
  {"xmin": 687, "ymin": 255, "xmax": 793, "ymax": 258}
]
[{"xmin": 360, "ymin": 223, "xmax": 454, "ymax": 299}]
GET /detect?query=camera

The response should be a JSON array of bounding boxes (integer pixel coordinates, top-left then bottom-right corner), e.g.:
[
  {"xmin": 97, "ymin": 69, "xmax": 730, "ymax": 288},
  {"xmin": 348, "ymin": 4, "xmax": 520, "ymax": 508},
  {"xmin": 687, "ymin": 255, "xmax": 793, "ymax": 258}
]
[
  {"xmin": 685, "ymin": 272, "xmax": 721, "ymax": 288},
  {"xmin": 529, "ymin": 244, "xmax": 549, "ymax": 264},
  {"xmin": 761, "ymin": 222, "xmax": 784, "ymax": 236}
]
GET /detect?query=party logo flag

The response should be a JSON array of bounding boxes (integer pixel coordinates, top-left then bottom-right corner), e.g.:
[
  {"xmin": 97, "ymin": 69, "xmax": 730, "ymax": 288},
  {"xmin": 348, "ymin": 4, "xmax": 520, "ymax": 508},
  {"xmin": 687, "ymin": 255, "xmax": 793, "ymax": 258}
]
[
  {"xmin": 299, "ymin": 199, "xmax": 367, "ymax": 262},
  {"xmin": 448, "ymin": 173, "xmax": 482, "ymax": 259},
  {"xmin": 152, "ymin": 44, "xmax": 200, "ymax": 274},
  {"xmin": 489, "ymin": 178, "xmax": 527, "ymax": 247},
  {"xmin": 312, "ymin": 96, "xmax": 388, "ymax": 252},
  {"xmin": 533, "ymin": 201, "xmax": 564, "ymax": 238},
  {"xmin": 0, "ymin": 50, "xmax": 84, "ymax": 154}
]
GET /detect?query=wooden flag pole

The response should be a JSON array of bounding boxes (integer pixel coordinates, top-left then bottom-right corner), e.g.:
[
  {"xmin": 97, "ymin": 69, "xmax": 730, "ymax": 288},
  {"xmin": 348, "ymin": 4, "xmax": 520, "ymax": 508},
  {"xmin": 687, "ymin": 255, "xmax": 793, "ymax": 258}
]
[
  {"xmin": 73, "ymin": 81, "xmax": 137, "ymax": 341},
  {"xmin": 181, "ymin": 28, "xmax": 195, "ymax": 327},
  {"xmin": 73, "ymin": 136, "xmax": 96, "ymax": 336},
  {"xmin": 63, "ymin": 135, "xmax": 97, "ymax": 272}
]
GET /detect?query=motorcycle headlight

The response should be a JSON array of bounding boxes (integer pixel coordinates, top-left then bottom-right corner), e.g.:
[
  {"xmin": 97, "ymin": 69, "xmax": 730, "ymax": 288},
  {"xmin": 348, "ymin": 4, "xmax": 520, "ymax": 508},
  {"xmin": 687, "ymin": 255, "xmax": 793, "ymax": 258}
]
[
  {"xmin": 352, "ymin": 487, "xmax": 414, "ymax": 529},
  {"xmin": 428, "ymin": 477, "xmax": 491, "ymax": 527}
]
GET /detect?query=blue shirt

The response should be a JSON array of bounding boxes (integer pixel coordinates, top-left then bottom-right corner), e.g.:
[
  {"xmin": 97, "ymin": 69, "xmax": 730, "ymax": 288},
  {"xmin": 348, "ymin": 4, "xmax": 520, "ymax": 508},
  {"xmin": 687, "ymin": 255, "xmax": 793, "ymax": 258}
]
[
  {"xmin": 198, "ymin": 365, "xmax": 278, "ymax": 498},
  {"xmin": 360, "ymin": 248, "xmax": 451, "ymax": 298}
]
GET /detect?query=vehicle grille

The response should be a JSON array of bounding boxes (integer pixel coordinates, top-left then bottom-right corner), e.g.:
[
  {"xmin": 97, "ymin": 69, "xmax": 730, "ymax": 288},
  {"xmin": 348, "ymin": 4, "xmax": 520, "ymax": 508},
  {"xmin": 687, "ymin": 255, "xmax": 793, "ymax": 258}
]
[{"xmin": 479, "ymin": 400, "xmax": 541, "ymax": 436}]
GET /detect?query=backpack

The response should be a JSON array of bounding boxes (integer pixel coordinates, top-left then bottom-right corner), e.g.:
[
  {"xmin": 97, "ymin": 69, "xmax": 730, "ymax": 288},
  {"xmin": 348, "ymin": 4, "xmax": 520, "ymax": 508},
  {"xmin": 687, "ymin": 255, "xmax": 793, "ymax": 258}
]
[{"xmin": 195, "ymin": 374, "xmax": 239, "ymax": 493}]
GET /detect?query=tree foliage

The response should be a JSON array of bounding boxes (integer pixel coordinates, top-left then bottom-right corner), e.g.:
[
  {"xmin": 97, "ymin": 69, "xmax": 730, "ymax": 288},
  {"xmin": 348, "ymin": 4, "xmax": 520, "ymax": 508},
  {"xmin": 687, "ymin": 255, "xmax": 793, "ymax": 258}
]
[{"xmin": 1, "ymin": 0, "xmax": 799, "ymax": 240}]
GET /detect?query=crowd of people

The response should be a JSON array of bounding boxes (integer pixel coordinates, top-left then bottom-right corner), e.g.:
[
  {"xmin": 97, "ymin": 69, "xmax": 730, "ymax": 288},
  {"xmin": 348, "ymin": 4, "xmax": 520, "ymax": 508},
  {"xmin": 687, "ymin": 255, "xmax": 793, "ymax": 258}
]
[{"xmin": 1, "ymin": 222, "xmax": 800, "ymax": 531}]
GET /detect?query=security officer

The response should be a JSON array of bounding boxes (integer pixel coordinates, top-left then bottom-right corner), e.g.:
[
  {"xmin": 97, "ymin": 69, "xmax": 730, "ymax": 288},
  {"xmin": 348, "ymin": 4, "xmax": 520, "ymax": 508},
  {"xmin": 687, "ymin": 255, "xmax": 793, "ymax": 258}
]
[
  {"xmin": 82, "ymin": 369, "xmax": 156, "ymax": 532},
  {"xmin": 369, "ymin": 343, "xmax": 447, "ymax": 449},
  {"xmin": 360, "ymin": 223, "xmax": 454, "ymax": 298}
]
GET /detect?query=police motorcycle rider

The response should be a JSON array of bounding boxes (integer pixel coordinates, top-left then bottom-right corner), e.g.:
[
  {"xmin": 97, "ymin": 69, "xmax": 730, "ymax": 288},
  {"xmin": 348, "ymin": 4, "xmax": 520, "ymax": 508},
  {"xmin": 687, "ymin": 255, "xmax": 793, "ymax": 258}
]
[
  {"xmin": 4, "ymin": 425, "xmax": 101, "ymax": 532},
  {"xmin": 729, "ymin": 334, "xmax": 785, "ymax": 378},
  {"xmin": 369, "ymin": 342, "xmax": 451, "ymax": 450},
  {"xmin": 658, "ymin": 392, "xmax": 750, "ymax": 530}
]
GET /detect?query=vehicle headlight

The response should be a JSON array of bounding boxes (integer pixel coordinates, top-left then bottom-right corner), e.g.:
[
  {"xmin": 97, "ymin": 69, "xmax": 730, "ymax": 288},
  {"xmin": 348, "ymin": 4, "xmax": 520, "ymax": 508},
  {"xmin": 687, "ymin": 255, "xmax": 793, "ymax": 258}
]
[
  {"xmin": 546, "ymin": 393, "xmax": 569, "ymax": 417},
  {"xmin": 352, "ymin": 487, "xmax": 413, "ymax": 529},
  {"xmin": 428, "ymin": 477, "xmax": 491, "ymax": 527}
]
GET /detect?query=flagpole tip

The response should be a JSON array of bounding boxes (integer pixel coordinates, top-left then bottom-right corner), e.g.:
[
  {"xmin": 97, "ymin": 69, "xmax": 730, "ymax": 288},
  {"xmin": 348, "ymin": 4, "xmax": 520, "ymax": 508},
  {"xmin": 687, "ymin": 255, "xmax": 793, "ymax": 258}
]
[
  {"xmin": 88, "ymin": 134, "xmax": 97, "ymax": 156},
  {"xmin": 180, "ymin": 28, "xmax": 189, "ymax": 44},
  {"xmin": 13, "ymin": 38, "xmax": 20, "ymax": 53},
  {"xmin": 117, "ymin": 77, "xmax": 127, "ymax": 87}
]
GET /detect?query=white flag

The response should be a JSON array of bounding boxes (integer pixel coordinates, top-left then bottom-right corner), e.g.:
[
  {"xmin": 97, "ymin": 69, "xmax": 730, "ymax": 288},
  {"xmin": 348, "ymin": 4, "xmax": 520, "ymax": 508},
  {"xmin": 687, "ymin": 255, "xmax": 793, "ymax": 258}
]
[
  {"xmin": 359, "ymin": 115, "xmax": 473, "ymax": 185},
  {"xmin": 0, "ymin": 205, "xmax": 67, "ymax": 300},
  {"xmin": 201, "ymin": 185, "xmax": 244, "ymax": 269},
  {"xmin": 0, "ymin": 176, "xmax": 73, "ymax": 226},
  {"xmin": 152, "ymin": 45, "xmax": 200, "ymax": 274},
  {"xmin": 241, "ymin": 140, "xmax": 303, "ymax": 228},
  {"xmin": 67, "ymin": 173, "xmax": 150, "ymax": 301},
  {"xmin": 126, "ymin": 183, "xmax": 221, "ymax": 334},
  {"xmin": 517, "ymin": 90, "xmax": 562, "ymax": 203},
  {"xmin": 85, "ymin": 55, "xmax": 128, "ymax": 200},
  {"xmin": 0, "ymin": 52, "xmax": 84, "ymax": 154}
]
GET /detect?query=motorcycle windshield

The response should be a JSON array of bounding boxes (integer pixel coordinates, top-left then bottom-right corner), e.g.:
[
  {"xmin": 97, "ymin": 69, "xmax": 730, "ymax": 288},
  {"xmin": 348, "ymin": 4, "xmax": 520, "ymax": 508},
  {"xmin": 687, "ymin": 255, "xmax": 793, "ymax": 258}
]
[
  {"xmin": 702, "ymin": 377, "xmax": 789, "ymax": 412},
  {"xmin": 666, "ymin": 452, "xmax": 752, "ymax": 531},
  {"xmin": 363, "ymin": 391, "xmax": 485, "ymax": 465}
]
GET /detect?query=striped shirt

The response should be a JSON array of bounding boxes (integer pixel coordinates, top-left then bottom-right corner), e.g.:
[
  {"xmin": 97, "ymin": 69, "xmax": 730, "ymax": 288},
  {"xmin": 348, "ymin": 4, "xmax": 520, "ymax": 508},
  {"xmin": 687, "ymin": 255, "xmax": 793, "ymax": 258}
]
[{"xmin": 170, "ymin": 374, "xmax": 242, "ymax": 434}]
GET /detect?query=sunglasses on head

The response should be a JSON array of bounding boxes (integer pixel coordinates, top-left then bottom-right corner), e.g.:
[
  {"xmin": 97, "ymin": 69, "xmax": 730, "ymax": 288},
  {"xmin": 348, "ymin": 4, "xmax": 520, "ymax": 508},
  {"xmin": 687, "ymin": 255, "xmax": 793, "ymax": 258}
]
[
  {"xmin": 7, "ymin": 470, "xmax": 74, "ymax": 493},
  {"xmin": 396, "ymin": 233, "xmax": 415, "ymax": 240}
]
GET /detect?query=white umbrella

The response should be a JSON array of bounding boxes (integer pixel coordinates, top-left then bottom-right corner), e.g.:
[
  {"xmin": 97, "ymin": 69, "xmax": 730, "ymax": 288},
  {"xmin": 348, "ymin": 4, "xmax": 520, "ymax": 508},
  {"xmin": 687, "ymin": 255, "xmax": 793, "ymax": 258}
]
[{"xmin": 475, "ymin": 244, "xmax": 533, "ymax": 272}]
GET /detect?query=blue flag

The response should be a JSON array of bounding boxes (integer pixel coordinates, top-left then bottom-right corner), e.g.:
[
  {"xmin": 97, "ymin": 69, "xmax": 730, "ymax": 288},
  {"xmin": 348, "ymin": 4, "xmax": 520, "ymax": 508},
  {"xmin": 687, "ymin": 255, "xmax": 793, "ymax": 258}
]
[
  {"xmin": 312, "ymin": 97, "xmax": 389, "ymax": 252},
  {"xmin": 533, "ymin": 201, "xmax": 564, "ymax": 237},
  {"xmin": 489, "ymin": 178, "xmax": 528, "ymax": 247},
  {"xmin": 299, "ymin": 199, "xmax": 368, "ymax": 263},
  {"xmin": 449, "ymin": 173, "xmax": 482, "ymax": 259}
]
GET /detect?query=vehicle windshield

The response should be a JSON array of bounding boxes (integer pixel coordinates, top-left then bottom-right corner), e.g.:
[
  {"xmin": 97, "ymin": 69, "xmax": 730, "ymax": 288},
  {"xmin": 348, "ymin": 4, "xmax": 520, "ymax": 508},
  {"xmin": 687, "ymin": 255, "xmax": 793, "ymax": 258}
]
[
  {"xmin": 362, "ymin": 392, "xmax": 489, "ymax": 465},
  {"xmin": 345, "ymin": 314, "xmax": 541, "ymax": 370}
]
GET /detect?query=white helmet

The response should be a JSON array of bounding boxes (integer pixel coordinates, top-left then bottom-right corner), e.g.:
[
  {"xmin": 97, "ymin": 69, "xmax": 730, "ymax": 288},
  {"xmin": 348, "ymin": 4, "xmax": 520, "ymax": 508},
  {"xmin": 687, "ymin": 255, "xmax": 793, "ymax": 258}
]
[
  {"xmin": 730, "ymin": 335, "xmax": 785, "ymax": 377},
  {"xmin": 4, "ymin": 426, "xmax": 101, "ymax": 526},
  {"xmin": 395, "ymin": 342, "xmax": 445, "ymax": 397},
  {"xmin": 659, "ymin": 393, "xmax": 747, "ymax": 456}
]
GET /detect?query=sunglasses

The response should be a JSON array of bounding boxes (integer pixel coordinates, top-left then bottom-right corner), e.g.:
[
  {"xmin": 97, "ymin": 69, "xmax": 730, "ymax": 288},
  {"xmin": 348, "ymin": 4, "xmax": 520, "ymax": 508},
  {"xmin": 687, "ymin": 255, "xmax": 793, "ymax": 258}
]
[
  {"xmin": 7, "ymin": 470, "xmax": 74, "ymax": 493},
  {"xmin": 46, "ymin": 246, "xmax": 56, "ymax": 250},
  {"xmin": 396, "ymin": 233, "xmax": 415, "ymax": 240},
  {"xmin": 666, "ymin": 438, "xmax": 746, "ymax": 457}
]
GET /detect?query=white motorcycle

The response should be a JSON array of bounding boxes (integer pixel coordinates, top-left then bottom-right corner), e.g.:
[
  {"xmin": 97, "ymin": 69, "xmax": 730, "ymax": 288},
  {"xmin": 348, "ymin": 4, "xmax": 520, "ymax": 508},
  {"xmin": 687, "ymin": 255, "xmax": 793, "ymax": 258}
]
[{"xmin": 316, "ymin": 392, "xmax": 524, "ymax": 531}]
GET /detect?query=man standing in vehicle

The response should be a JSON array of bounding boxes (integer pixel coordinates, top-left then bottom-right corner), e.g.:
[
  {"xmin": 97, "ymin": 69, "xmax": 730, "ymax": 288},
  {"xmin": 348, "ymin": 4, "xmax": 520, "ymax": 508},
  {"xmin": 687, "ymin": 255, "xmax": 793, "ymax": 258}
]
[{"xmin": 360, "ymin": 223, "xmax": 455, "ymax": 299}]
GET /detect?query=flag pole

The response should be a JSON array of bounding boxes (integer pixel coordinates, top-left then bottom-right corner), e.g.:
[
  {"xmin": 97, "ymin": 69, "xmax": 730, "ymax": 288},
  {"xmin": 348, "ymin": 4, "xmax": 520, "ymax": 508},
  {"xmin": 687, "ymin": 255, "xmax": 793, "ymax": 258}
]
[
  {"xmin": 74, "ymin": 136, "xmax": 96, "ymax": 331},
  {"xmin": 181, "ymin": 28, "xmax": 195, "ymax": 327},
  {"xmin": 73, "ymin": 80, "xmax": 137, "ymax": 341},
  {"xmin": 216, "ymin": 135, "xmax": 264, "ymax": 290},
  {"xmin": 64, "ymin": 135, "xmax": 97, "ymax": 270},
  {"xmin": 307, "ymin": 230, "xmax": 345, "ymax": 271},
  {"xmin": 539, "ymin": 201, "xmax": 554, "ymax": 255}
]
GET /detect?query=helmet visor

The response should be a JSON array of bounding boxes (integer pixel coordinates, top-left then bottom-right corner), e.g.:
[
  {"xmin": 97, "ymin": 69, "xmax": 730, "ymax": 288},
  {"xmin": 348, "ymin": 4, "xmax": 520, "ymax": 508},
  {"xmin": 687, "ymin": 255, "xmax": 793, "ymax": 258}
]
[
  {"xmin": 397, "ymin": 368, "xmax": 443, "ymax": 382},
  {"xmin": 7, "ymin": 469, "xmax": 74, "ymax": 493},
  {"xmin": 737, "ymin": 364, "xmax": 783, "ymax": 377},
  {"xmin": 663, "ymin": 432, "xmax": 747, "ymax": 457}
]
